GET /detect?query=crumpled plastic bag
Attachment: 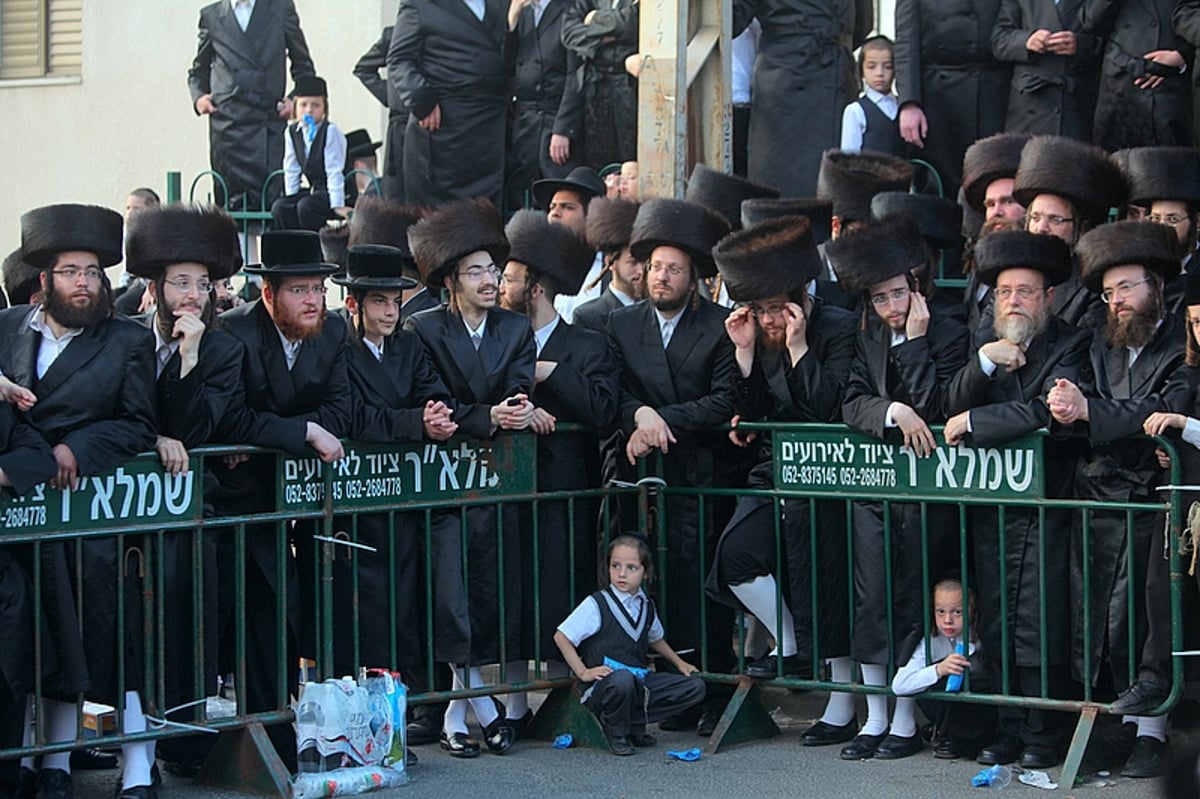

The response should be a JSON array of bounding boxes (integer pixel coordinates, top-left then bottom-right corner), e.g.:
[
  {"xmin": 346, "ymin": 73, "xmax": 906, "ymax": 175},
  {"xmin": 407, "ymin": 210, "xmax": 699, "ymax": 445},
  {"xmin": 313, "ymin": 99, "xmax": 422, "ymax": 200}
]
[{"xmin": 665, "ymin": 748, "xmax": 702, "ymax": 761}]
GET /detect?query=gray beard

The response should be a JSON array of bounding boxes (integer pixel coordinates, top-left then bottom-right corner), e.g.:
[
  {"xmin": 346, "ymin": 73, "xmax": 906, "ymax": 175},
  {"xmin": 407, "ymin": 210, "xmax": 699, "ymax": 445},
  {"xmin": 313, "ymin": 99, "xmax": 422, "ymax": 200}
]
[{"xmin": 993, "ymin": 308, "xmax": 1048, "ymax": 344}]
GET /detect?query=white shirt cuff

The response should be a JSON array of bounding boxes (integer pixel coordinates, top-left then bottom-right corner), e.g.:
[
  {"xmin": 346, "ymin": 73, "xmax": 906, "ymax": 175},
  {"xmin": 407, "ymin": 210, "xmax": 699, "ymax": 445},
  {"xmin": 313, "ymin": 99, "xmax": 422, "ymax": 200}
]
[
  {"xmin": 1182, "ymin": 418, "xmax": 1200, "ymax": 450},
  {"xmin": 884, "ymin": 402, "xmax": 901, "ymax": 429},
  {"xmin": 977, "ymin": 348, "xmax": 998, "ymax": 377}
]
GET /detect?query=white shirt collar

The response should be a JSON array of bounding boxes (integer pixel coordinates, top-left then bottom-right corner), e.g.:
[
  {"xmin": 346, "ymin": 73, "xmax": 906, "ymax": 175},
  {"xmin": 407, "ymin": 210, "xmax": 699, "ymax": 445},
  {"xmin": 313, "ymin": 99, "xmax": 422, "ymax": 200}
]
[
  {"xmin": 653, "ymin": 306, "xmax": 681, "ymax": 330},
  {"xmin": 363, "ymin": 337, "xmax": 385, "ymax": 362},
  {"xmin": 610, "ymin": 286, "xmax": 637, "ymax": 306},
  {"xmin": 1128, "ymin": 318, "xmax": 1165, "ymax": 366},
  {"xmin": 275, "ymin": 325, "xmax": 303, "ymax": 371},
  {"xmin": 463, "ymin": 315, "xmax": 487, "ymax": 339},
  {"xmin": 533, "ymin": 315, "xmax": 560, "ymax": 355},
  {"xmin": 27, "ymin": 306, "xmax": 82, "ymax": 341}
]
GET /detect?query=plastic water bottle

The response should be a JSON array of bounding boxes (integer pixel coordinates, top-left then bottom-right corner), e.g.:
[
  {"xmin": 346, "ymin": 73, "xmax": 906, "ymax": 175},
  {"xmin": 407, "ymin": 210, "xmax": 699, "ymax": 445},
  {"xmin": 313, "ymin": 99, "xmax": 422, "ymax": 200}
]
[{"xmin": 946, "ymin": 641, "xmax": 965, "ymax": 692}]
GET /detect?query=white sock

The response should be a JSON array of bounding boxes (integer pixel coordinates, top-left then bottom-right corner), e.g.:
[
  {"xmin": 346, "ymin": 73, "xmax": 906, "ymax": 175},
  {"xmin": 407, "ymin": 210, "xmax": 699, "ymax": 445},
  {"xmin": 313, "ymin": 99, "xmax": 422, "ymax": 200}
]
[
  {"xmin": 1134, "ymin": 714, "xmax": 1168, "ymax": 742},
  {"xmin": 42, "ymin": 699, "xmax": 76, "ymax": 773},
  {"xmin": 860, "ymin": 663, "xmax": 889, "ymax": 737},
  {"xmin": 819, "ymin": 657, "xmax": 855, "ymax": 726},
  {"xmin": 504, "ymin": 661, "xmax": 529, "ymax": 719},
  {"xmin": 465, "ymin": 667, "xmax": 499, "ymax": 728},
  {"xmin": 443, "ymin": 664, "xmax": 470, "ymax": 735},
  {"xmin": 120, "ymin": 692, "xmax": 153, "ymax": 789},
  {"xmin": 20, "ymin": 695, "xmax": 34, "ymax": 770},
  {"xmin": 728, "ymin": 576, "xmax": 797, "ymax": 657},
  {"xmin": 890, "ymin": 696, "xmax": 917, "ymax": 738}
]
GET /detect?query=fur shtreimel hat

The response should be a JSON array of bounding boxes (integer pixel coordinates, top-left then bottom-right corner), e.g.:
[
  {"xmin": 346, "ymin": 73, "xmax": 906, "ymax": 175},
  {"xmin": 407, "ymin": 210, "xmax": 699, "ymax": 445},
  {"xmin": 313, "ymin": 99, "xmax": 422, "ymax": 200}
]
[
  {"xmin": 124, "ymin": 205, "xmax": 241, "ymax": 281},
  {"xmin": 349, "ymin": 196, "xmax": 425, "ymax": 260},
  {"xmin": 407, "ymin": 197, "xmax": 509, "ymax": 289},
  {"xmin": 331, "ymin": 244, "xmax": 417, "ymax": 291},
  {"xmin": 961, "ymin": 133, "xmax": 1030, "ymax": 213},
  {"xmin": 2, "ymin": 249, "xmax": 40, "ymax": 306},
  {"xmin": 741, "ymin": 198, "xmax": 833, "ymax": 244},
  {"xmin": 1123, "ymin": 146, "xmax": 1200, "ymax": 206},
  {"xmin": 825, "ymin": 214, "xmax": 928, "ymax": 293},
  {"xmin": 585, "ymin": 198, "xmax": 639, "ymax": 254},
  {"xmin": 243, "ymin": 229, "xmax": 338, "ymax": 276},
  {"xmin": 21, "ymin": 204, "xmax": 123, "ymax": 269},
  {"xmin": 683, "ymin": 163, "xmax": 778, "ymax": 231},
  {"xmin": 1076, "ymin": 220, "xmax": 1183, "ymax": 293},
  {"xmin": 629, "ymin": 199, "xmax": 731, "ymax": 278},
  {"xmin": 870, "ymin": 192, "xmax": 963, "ymax": 250},
  {"xmin": 973, "ymin": 230, "xmax": 1073, "ymax": 287},
  {"xmin": 1012, "ymin": 136, "xmax": 1127, "ymax": 226},
  {"xmin": 713, "ymin": 216, "xmax": 822, "ymax": 302},
  {"xmin": 505, "ymin": 209, "xmax": 597, "ymax": 296},
  {"xmin": 816, "ymin": 150, "xmax": 914, "ymax": 223},
  {"xmin": 319, "ymin": 221, "xmax": 350, "ymax": 272}
]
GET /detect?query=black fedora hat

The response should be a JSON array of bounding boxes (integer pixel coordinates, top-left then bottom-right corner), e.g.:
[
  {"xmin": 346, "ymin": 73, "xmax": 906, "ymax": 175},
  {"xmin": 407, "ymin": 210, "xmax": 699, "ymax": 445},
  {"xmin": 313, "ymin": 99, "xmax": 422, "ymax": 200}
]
[
  {"xmin": 20, "ymin": 204, "xmax": 124, "ymax": 269},
  {"xmin": 532, "ymin": 167, "xmax": 606, "ymax": 210},
  {"xmin": 125, "ymin": 205, "xmax": 242, "ymax": 281},
  {"xmin": 331, "ymin": 244, "xmax": 417, "ymax": 290},
  {"xmin": 292, "ymin": 75, "xmax": 327, "ymax": 98},
  {"xmin": 345, "ymin": 129, "xmax": 382, "ymax": 160},
  {"xmin": 243, "ymin": 230, "xmax": 339, "ymax": 276}
]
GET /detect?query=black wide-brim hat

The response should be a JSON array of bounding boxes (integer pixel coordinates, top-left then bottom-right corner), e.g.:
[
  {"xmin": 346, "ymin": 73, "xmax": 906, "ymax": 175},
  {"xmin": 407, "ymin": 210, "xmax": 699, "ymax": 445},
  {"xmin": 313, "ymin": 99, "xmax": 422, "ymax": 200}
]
[
  {"xmin": 1123, "ymin": 146, "xmax": 1200, "ymax": 206},
  {"xmin": 345, "ymin": 129, "xmax": 382, "ymax": 160},
  {"xmin": 714, "ymin": 216, "xmax": 822, "ymax": 302},
  {"xmin": 1076, "ymin": 220, "xmax": 1183, "ymax": 293},
  {"xmin": 817, "ymin": 150, "xmax": 914, "ymax": 223},
  {"xmin": 408, "ymin": 197, "xmax": 509, "ymax": 289},
  {"xmin": 243, "ymin": 229, "xmax": 339, "ymax": 276},
  {"xmin": 585, "ymin": 198, "xmax": 639, "ymax": 253},
  {"xmin": 825, "ymin": 213, "xmax": 929, "ymax": 293},
  {"xmin": 973, "ymin": 230, "xmax": 1074, "ymax": 287},
  {"xmin": 532, "ymin": 166, "xmax": 606, "ymax": 210},
  {"xmin": 505, "ymin": 209, "xmax": 596, "ymax": 295},
  {"xmin": 293, "ymin": 75, "xmax": 328, "ymax": 98},
  {"xmin": 961, "ymin": 133, "xmax": 1030, "ymax": 214},
  {"xmin": 629, "ymin": 199, "xmax": 732, "ymax": 279},
  {"xmin": 741, "ymin": 198, "xmax": 833, "ymax": 244},
  {"xmin": 683, "ymin": 163, "xmax": 778, "ymax": 231},
  {"xmin": 331, "ymin": 244, "xmax": 417, "ymax": 290},
  {"xmin": 124, "ymin": 205, "xmax": 241, "ymax": 281},
  {"xmin": 1013, "ymin": 136, "xmax": 1127, "ymax": 227},
  {"xmin": 870, "ymin": 192, "xmax": 963, "ymax": 250},
  {"xmin": 21, "ymin": 203, "xmax": 124, "ymax": 269}
]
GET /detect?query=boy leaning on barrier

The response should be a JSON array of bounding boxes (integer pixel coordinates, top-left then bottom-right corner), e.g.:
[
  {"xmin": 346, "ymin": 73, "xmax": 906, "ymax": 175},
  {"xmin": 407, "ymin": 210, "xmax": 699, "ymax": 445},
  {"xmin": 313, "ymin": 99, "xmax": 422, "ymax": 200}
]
[{"xmin": 1046, "ymin": 221, "xmax": 1194, "ymax": 779}]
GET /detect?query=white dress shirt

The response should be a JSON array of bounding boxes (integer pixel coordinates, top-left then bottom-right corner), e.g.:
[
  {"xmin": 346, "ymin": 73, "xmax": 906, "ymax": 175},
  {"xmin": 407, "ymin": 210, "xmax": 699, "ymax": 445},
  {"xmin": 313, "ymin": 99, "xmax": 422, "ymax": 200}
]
[
  {"xmin": 282, "ymin": 119, "xmax": 348, "ymax": 208},
  {"xmin": 557, "ymin": 586, "xmax": 665, "ymax": 646},
  {"xmin": 533, "ymin": 315, "xmax": 560, "ymax": 356},
  {"xmin": 840, "ymin": 87, "xmax": 900, "ymax": 152},
  {"xmin": 28, "ymin": 307, "xmax": 83, "ymax": 380},
  {"xmin": 231, "ymin": 0, "xmax": 255, "ymax": 31},
  {"xmin": 275, "ymin": 327, "xmax": 303, "ymax": 371}
]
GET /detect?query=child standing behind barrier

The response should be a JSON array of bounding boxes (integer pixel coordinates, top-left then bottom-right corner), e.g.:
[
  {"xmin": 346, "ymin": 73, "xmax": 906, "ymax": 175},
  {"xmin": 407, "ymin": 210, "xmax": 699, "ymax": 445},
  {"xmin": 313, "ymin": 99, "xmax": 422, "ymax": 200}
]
[{"xmin": 554, "ymin": 534, "xmax": 706, "ymax": 756}]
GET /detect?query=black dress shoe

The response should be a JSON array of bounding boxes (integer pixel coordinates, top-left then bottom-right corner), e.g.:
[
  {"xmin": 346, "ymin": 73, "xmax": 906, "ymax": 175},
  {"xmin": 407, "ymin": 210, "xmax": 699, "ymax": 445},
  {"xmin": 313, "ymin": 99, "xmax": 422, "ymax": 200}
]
[
  {"xmin": 71, "ymin": 748, "xmax": 118, "ymax": 771},
  {"xmin": 438, "ymin": 731, "xmax": 480, "ymax": 759},
  {"xmin": 36, "ymin": 769, "xmax": 71, "ymax": 799},
  {"xmin": 745, "ymin": 654, "xmax": 810, "ymax": 679},
  {"xmin": 697, "ymin": 706, "xmax": 721, "ymax": 737},
  {"xmin": 506, "ymin": 710, "xmax": 534, "ymax": 738},
  {"xmin": 604, "ymin": 730, "xmax": 634, "ymax": 756},
  {"xmin": 657, "ymin": 707, "xmax": 700, "ymax": 732},
  {"xmin": 1019, "ymin": 743, "xmax": 1061, "ymax": 769},
  {"xmin": 1110, "ymin": 678, "xmax": 1170, "ymax": 716},
  {"xmin": 1121, "ymin": 736, "xmax": 1170, "ymax": 778},
  {"xmin": 840, "ymin": 732, "xmax": 887, "ymax": 760},
  {"xmin": 407, "ymin": 715, "xmax": 441, "ymax": 746},
  {"xmin": 15, "ymin": 767, "xmax": 36, "ymax": 799},
  {"xmin": 977, "ymin": 734, "xmax": 1022, "ymax": 765},
  {"xmin": 933, "ymin": 738, "xmax": 959, "ymax": 759},
  {"xmin": 113, "ymin": 765, "xmax": 162, "ymax": 798},
  {"xmin": 875, "ymin": 732, "xmax": 924, "ymax": 760},
  {"xmin": 629, "ymin": 731, "xmax": 657, "ymax": 747},
  {"xmin": 482, "ymin": 718, "xmax": 515, "ymax": 755},
  {"xmin": 115, "ymin": 785, "xmax": 157, "ymax": 799},
  {"xmin": 800, "ymin": 718, "xmax": 858, "ymax": 747}
]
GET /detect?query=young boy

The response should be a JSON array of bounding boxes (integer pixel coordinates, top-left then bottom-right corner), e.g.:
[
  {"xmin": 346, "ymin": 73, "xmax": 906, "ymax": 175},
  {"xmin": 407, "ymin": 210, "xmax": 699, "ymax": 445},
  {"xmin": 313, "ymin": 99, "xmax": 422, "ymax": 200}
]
[
  {"xmin": 270, "ymin": 75, "xmax": 349, "ymax": 231},
  {"xmin": 840, "ymin": 36, "xmax": 902, "ymax": 156}
]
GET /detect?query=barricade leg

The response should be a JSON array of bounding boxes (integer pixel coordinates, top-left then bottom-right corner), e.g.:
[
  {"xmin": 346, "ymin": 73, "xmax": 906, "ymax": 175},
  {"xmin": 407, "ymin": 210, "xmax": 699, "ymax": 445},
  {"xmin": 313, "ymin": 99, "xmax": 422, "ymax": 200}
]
[
  {"xmin": 1059, "ymin": 705, "xmax": 1098, "ymax": 790},
  {"xmin": 703, "ymin": 676, "xmax": 781, "ymax": 754},
  {"xmin": 521, "ymin": 686, "xmax": 608, "ymax": 750},
  {"xmin": 194, "ymin": 722, "xmax": 290, "ymax": 798}
]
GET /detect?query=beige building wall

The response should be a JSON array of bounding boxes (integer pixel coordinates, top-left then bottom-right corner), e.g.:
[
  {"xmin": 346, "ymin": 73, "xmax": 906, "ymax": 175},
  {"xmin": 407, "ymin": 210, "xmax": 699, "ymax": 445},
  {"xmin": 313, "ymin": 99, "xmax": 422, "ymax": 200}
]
[{"xmin": 0, "ymin": 0, "xmax": 397, "ymax": 258}]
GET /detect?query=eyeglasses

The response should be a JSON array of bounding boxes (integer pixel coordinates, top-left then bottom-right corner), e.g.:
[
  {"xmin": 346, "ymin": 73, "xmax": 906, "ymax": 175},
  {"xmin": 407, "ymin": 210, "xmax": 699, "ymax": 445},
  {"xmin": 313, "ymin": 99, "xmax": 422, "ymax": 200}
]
[
  {"xmin": 163, "ymin": 277, "xmax": 213, "ymax": 294},
  {"xmin": 994, "ymin": 285, "xmax": 1045, "ymax": 300},
  {"xmin": 499, "ymin": 273, "xmax": 525, "ymax": 285},
  {"xmin": 869, "ymin": 287, "xmax": 910, "ymax": 307},
  {"xmin": 1149, "ymin": 212, "xmax": 1189, "ymax": 226},
  {"xmin": 283, "ymin": 284, "xmax": 328, "ymax": 297},
  {"xmin": 1027, "ymin": 212, "xmax": 1074, "ymax": 229},
  {"xmin": 647, "ymin": 262, "xmax": 687, "ymax": 277},
  {"xmin": 748, "ymin": 302, "xmax": 788, "ymax": 319},
  {"xmin": 458, "ymin": 265, "xmax": 500, "ymax": 282},
  {"xmin": 1100, "ymin": 278, "xmax": 1151, "ymax": 304},
  {"xmin": 52, "ymin": 266, "xmax": 103, "ymax": 282}
]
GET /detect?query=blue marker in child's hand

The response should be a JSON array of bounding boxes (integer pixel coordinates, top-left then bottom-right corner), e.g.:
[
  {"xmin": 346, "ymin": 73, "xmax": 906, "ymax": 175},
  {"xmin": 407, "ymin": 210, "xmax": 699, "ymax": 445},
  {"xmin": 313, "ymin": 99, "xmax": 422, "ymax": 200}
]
[{"xmin": 946, "ymin": 642, "xmax": 965, "ymax": 692}]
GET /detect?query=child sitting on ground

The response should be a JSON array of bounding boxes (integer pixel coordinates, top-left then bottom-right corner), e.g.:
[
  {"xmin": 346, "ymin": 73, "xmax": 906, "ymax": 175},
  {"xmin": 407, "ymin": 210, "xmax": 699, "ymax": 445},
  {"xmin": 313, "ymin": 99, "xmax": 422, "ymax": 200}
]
[{"xmin": 554, "ymin": 533, "xmax": 706, "ymax": 756}]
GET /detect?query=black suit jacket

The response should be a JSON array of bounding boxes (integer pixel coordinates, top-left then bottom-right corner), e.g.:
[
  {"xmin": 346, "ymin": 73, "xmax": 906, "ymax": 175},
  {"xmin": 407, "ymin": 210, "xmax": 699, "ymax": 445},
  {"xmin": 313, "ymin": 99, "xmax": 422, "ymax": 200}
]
[
  {"xmin": 345, "ymin": 329, "xmax": 460, "ymax": 442},
  {"xmin": 0, "ymin": 306, "xmax": 156, "ymax": 476},
  {"xmin": 400, "ymin": 288, "xmax": 441, "ymax": 320},
  {"xmin": 0, "ymin": 403, "xmax": 56, "ymax": 497},
  {"xmin": 508, "ymin": 0, "xmax": 583, "ymax": 139},
  {"xmin": 573, "ymin": 289, "xmax": 634, "ymax": 335},
  {"xmin": 354, "ymin": 25, "xmax": 403, "ymax": 112}
]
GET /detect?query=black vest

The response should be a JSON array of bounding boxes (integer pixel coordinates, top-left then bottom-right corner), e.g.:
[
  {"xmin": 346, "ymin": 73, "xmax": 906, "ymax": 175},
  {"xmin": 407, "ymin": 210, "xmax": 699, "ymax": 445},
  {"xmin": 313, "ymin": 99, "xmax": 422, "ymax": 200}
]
[
  {"xmin": 576, "ymin": 587, "xmax": 655, "ymax": 671},
  {"xmin": 289, "ymin": 120, "xmax": 330, "ymax": 193},
  {"xmin": 858, "ymin": 97, "xmax": 904, "ymax": 158}
]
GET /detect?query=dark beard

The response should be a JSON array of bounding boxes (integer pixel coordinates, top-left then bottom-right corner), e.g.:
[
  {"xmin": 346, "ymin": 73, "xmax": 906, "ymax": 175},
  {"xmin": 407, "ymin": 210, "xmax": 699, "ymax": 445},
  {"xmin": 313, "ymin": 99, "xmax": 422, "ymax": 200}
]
[
  {"xmin": 760, "ymin": 329, "xmax": 788, "ymax": 353},
  {"xmin": 1105, "ymin": 305, "xmax": 1160, "ymax": 350},
  {"xmin": 274, "ymin": 307, "xmax": 325, "ymax": 342},
  {"xmin": 651, "ymin": 291, "xmax": 688, "ymax": 315},
  {"xmin": 43, "ymin": 280, "xmax": 110, "ymax": 329}
]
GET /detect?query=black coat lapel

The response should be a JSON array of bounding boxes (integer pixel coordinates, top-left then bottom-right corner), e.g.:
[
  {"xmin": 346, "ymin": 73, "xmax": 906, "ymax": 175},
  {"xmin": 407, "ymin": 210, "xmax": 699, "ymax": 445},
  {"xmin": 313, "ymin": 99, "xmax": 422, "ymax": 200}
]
[
  {"xmin": 6, "ymin": 321, "xmax": 38, "ymax": 390},
  {"xmin": 639, "ymin": 307, "xmax": 678, "ymax": 404},
  {"xmin": 36, "ymin": 325, "xmax": 106, "ymax": 397},
  {"xmin": 665, "ymin": 307, "xmax": 702, "ymax": 379},
  {"xmin": 866, "ymin": 322, "xmax": 891, "ymax": 401},
  {"xmin": 256, "ymin": 305, "xmax": 298, "ymax": 409},
  {"xmin": 445, "ymin": 316, "xmax": 488, "ymax": 402}
]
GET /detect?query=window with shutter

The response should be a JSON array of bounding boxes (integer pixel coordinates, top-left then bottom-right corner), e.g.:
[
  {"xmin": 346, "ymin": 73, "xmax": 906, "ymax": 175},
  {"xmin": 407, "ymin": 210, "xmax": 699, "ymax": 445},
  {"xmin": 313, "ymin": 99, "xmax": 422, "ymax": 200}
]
[{"xmin": 0, "ymin": 0, "xmax": 82, "ymax": 80}]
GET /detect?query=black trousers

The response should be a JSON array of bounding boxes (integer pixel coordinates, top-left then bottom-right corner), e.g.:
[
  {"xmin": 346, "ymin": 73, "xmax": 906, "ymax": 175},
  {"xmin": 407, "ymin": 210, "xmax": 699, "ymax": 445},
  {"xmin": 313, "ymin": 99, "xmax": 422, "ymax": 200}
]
[
  {"xmin": 582, "ymin": 669, "xmax": 706, "ymax": 736},
  {"xmin": 270, "ymin": 191, "xmax": 332, "ymax": 231}
]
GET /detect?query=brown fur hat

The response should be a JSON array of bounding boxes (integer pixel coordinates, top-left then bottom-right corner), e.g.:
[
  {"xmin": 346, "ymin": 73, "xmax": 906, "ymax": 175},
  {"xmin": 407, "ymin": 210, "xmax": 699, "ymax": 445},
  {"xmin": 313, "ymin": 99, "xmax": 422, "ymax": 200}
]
[
  {"xmin": 629, "ymin": 199, "xmax": 731, "ymax": 278},
  {"xmin": 124, "ymin": 204, "xmax": 242, "ymax": 280},
  {"xmin": 2, "ymin": 249, "xmax": 41, "ymax": 306},
  {"xmin": 585, "ymin": 198, "xmax": 640, "ymax": 253},
  {"xmin": 1123, "ymin": 146, "xmax": 1200, "ymax": 206},
  {"xmin": 961, "ymin": 133, "xmax": 1030, "ymax": 213},
  {"xmin": 349, "ymin": 196, "xmax": 426, "ymax": 259},
  {"xmin": 505, "ymin": 210, "xmax": 597, "ymax": 296},
  {"xmin": 21, "ymin": 203, "xmax": 123, "ymax": 269},
  {"xmin": 714, "ymin": 216, "xmax": 822, "ymax": 302},
  {"xmin": 870, "ymin": 192, "xmax": 963, "ymax": 249},
  {"xmin": 683, "ymin": 163, "xmax": 778, "ymax": 231},
  {"xmin": 319, "ymin": 222, "xmax": 351, "ymax": 272},
  {"xmin": 825, "ymin": 214, "xmax": 928, "ymax": 293},
  {"xmin": 973, "ymin": 230, "xmax": 1073, "ymax": 287},
  {"xmin": 1012, "ymin": 136, "xmax": 1127, "ymax": 226},
  {"xmin": 741, "ymin": 198, "xmax": 833, "ymax": 244},
  {"xmin": 816, "ymin": 150, "xmax": 914, "ymax": 223},
  {"xmin": 1076, "ymin": 220, "xmax": 1183, "ymax": 293},
  {"xmin": 408, "ymin": 197, "xmax": 509, "ymax": 289}
]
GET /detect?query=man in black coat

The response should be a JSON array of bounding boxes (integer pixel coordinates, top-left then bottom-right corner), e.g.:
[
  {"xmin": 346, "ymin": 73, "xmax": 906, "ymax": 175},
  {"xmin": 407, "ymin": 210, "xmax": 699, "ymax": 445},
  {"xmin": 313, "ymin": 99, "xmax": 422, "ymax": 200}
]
[
  {"xmin": 404, "ymin": 198, "xmax": 536, "ymax": 758},
  {"xmin": 388, "ymin": 0, "xmax": 510, "ymax": 207},
  {"xmin": 943, "ymin": 230, "xmax": 1091, "ymax": 770},
  {"xmin": 1122, "ymin": 147, "xmax": 1200, "ymax": 280},
  {"xmin": 703, "ymin": 217, "xmax": 857, "ymax": 726},
  {"xmin": 573, "ymin": 198, "xmax": 642, "ymax": 334},
  {"xmin": 187, "ymin": 0, "xmax": 316, "ymax": 213},
  {"xmin": 0, "ymin": 204, "xmax": 156, "ymax": 799},
  {"xmin": 1047, "ymin": 222, "xmax": 1192, "ymax": 778},
  {"xmin": 893, "ymin": 0, "xmax": 1010, "ymax": 199},
  {"xmin": 834, "ymin": 215, "xmax": 970, "ymax": 761},
  {"xmin": 354, "ymin": 25, "xmax": 407, "ymax": 202},
  {"xmin": 212, "ymin": 230, "xmax": 349, "ymax": 768}
]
